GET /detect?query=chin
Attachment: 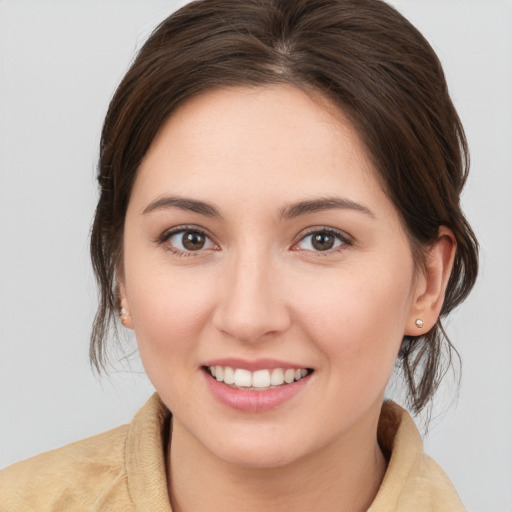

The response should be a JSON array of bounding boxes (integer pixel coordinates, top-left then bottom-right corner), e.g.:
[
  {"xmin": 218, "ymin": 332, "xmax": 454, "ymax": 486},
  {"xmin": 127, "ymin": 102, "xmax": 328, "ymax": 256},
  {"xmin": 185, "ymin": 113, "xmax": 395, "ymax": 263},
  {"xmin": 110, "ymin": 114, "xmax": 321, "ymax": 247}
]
[
  {"xmin": 218, "ymin": 446, "xmax": 304, "ymax": 469},
  {"xmin": 203, "ymin": 428, "xmax": 313, "ymax": 469}
]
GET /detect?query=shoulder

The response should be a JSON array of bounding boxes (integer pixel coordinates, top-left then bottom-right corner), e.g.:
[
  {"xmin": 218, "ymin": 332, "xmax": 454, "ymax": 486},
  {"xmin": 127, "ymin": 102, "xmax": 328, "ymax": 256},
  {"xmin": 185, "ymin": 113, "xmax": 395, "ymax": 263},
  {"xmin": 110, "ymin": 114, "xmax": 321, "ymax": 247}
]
[
  {"xmin": 0, "ymin": 393, "xmax": 171, "ymax": 512},
  {"xmin": 0, "ymin": 424, "xmax": 134, "ymax": 511},
  {"xmin": 370, "ymin": 401, "xmax": 466, "ymax": 512}
]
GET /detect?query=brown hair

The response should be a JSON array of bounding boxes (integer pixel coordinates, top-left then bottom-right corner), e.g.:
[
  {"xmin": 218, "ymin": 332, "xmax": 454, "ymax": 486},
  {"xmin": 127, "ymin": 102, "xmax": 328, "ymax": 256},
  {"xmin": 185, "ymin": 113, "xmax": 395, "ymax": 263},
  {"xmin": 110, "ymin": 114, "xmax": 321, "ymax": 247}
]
[{"xmin": 90, "ymin": 0, "xmax": 478, "ymax": 413}]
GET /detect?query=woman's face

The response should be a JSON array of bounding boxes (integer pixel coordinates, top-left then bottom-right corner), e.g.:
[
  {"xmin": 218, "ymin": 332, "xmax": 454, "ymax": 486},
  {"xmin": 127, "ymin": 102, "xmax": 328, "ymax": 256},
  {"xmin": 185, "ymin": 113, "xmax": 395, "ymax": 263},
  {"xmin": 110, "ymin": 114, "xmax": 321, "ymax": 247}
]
[{"xmin": 120, "ymin": 85, "xmax": 423, "ymax": 467}]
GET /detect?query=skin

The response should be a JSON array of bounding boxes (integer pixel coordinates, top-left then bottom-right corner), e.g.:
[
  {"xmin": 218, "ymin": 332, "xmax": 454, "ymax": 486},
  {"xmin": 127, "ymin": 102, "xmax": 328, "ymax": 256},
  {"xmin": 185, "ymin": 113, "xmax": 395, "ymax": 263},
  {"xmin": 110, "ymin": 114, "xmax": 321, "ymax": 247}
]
[{"xmin": 119, "ymin": 85, "xmax": 455, "ymax": 512}]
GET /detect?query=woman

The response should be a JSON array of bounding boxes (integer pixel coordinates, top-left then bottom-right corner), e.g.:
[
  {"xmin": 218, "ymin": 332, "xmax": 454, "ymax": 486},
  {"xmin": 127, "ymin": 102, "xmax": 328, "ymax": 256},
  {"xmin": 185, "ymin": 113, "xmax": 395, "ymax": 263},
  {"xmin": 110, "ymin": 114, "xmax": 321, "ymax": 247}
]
[{"xmin": 0, "ymin": 0, "xmax": 478, "ymax": 510}]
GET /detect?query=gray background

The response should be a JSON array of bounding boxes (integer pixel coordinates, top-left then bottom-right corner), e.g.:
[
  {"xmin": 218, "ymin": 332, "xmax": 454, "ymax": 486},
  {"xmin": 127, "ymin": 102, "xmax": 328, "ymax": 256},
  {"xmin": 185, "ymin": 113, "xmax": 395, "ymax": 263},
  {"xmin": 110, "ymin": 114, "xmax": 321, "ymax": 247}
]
[{"xmin": 1, "ymin": 1, "xmax": 511, "ymax": 511}]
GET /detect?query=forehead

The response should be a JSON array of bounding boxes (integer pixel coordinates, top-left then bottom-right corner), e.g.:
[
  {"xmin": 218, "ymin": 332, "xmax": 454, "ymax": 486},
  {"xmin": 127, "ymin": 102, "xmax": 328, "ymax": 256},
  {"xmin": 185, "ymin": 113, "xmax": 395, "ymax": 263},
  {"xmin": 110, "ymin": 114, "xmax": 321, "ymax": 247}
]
[{"xmin": 132, "ymin": 85, "xmax": 389, "ymax": 217}]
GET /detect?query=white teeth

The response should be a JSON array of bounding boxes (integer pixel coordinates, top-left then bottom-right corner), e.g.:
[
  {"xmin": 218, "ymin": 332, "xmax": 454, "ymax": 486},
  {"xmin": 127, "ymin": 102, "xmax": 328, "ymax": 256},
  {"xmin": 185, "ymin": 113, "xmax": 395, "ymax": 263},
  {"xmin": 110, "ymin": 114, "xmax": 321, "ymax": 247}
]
[
  {"xmin": 252, "ymin": 369, "xmax": 271, "ymax": 388},
  {"xmin": 270, "ymin": 368, "xmax": 284, "ymax": 386},
  {"xmin": 223, "ymin": 366, "xmax": 235, "ymax": 385},
  {"xmin": 208, "ymin": 365, "xmax": 309, "ymax": 389},
  {"xmin": 234, "ymin": 368, "xmax": 252, "ymax": 387},
  {"xmin": 284, "ymin": 369, "xmax": 295, "ymax": 384}
]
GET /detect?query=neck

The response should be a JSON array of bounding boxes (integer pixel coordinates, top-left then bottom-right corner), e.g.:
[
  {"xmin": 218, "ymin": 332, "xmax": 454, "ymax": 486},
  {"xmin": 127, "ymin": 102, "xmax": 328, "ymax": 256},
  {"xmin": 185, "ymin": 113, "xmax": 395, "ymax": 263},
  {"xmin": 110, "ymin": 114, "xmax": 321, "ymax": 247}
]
[{"xmin": 167, "ymin": 409, "xmax": 387, "ymax": 512}]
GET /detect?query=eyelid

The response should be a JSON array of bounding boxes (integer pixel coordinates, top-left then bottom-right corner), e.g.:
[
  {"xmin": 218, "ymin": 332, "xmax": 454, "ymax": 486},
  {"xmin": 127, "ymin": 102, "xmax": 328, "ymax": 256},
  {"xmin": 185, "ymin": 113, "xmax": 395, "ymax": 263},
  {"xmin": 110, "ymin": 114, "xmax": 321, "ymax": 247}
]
[
  {"xmin": 291, "ymin": 226, "xmax": 353, "ymax": 252},
  {"xmin": 160, "ymin": 224, "xmax": 202, "ymax": 238},
  {"xmin": 157, "ymin": 224, "xmax": 352, "ymax": 256},
  {"xmin": 158, "ymin": 224, "xmax": 219, "ymax": 255}
]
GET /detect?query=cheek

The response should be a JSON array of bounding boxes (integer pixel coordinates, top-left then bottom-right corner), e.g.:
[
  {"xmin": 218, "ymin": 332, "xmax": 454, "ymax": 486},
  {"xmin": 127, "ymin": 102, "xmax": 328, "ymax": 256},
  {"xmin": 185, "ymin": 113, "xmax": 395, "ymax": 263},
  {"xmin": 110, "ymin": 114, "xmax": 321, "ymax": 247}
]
[
  {"xmin": 295, "ymin": 261, "xmax": 413, "ymax": 384},
  {"xmin": 125, "ymin": 266, "xmax": 216, "ymax": 365}
]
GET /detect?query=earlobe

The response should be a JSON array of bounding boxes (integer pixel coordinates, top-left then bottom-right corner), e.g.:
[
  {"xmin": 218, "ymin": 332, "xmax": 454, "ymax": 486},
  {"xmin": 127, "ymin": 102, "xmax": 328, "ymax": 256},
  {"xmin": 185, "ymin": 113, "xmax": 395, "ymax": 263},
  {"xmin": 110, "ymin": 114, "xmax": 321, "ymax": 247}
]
[
  {"xmin": 118, "ymin": 282, "xmax": 134, "ymax": 330},
  {"xmin": 405, "ymin": 226, "xmax": 456, "ymax": 335}
]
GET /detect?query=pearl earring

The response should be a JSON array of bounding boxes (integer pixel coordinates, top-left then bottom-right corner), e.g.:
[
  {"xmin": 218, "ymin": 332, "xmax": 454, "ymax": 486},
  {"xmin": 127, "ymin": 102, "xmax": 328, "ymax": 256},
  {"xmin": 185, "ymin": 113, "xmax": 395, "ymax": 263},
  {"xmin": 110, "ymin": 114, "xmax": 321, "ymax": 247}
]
[
  {"xmin": 120, "ymin": 307, "xmax": 131, "ymax": 326},
  {"xmin": 415, "ymin": 319, "xmax": 424, "ymax": 328}
]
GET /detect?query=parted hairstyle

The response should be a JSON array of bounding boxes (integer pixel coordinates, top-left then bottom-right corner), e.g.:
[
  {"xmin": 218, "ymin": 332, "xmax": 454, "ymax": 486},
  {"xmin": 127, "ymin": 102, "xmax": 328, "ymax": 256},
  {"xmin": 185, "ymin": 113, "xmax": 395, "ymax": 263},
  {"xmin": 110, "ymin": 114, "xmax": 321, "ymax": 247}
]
[{"xmin": 90, "ymin": 0, "xmax": 478, "ymax": 414}]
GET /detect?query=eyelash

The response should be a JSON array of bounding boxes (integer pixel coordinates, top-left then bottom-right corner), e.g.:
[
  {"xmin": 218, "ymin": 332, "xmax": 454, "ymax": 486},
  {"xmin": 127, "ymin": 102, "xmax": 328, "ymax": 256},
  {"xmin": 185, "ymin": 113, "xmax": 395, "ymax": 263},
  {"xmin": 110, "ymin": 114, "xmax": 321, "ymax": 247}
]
[
  {"xmin": 293, "ymin": 227, "xmax": 352, "ymax": 255},
  {"xmin": 159, "ymin": 225, "xmax": 218, "ymax": 258},
  {"xmin": 158, "ymin": 226, "xmax": 352, "ymax": 257}
]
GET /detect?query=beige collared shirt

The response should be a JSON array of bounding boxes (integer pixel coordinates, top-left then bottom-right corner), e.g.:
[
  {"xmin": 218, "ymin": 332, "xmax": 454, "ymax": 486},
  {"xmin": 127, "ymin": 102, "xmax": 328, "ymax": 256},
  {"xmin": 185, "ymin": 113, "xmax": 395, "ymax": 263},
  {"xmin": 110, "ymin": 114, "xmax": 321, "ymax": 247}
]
[{"xmin": 0, "ymin": 393, "xmax": 465, "ymax": 511}]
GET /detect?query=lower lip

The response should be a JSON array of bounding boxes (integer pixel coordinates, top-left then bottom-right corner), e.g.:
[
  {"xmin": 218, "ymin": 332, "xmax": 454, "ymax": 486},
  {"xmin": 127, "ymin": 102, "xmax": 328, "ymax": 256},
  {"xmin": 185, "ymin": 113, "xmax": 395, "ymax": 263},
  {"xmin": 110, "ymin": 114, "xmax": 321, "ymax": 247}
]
[{"xmin": 203, "ymin": 371, "xmax": 311, "ymax": 413}]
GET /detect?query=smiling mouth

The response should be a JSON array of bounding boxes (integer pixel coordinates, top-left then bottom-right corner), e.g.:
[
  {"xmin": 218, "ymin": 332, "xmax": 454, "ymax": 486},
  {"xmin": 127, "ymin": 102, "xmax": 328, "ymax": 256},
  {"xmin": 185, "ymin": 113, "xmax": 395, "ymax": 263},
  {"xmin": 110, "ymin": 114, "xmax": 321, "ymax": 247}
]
[{"xmin": 204, "ymin": 366, "xmax": 313, "ymax": 391}]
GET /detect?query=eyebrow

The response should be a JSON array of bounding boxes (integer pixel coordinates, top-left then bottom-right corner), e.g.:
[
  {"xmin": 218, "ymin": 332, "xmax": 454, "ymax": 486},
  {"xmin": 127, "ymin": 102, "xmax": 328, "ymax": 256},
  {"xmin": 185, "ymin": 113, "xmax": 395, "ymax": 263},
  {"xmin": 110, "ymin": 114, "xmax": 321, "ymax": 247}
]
[
  {"xmin": 280, "ymin": 197, "xmax": 375, "ymax": 219},
  {"xmin": 142, "ymin": 196, "xmax": 222, "ymax": 218},
  {"xmin": 141, "ymin": 195, "xmax": 374, "ymax": 220}
]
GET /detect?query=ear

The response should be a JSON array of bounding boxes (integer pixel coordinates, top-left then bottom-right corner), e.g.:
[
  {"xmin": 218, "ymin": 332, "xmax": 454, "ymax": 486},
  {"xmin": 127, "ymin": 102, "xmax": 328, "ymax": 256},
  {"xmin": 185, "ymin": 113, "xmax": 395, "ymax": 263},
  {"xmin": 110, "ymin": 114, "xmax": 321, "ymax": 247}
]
[
  {"xmin": 118, "ymin": 280, "xmax": 134, "ymax": 330},
  {"xmin": 405, "ymin": 226, "xmax": 456, "ymax": 335}
]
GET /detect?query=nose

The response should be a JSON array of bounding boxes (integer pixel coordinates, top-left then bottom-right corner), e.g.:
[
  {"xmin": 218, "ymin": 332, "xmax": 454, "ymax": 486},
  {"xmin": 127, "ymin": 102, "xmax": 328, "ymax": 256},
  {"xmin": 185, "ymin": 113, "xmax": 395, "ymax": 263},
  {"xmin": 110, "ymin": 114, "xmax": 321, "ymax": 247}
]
[{"xmin": 212, "ymin": 249, "xmax": 291, "ymax": 343}]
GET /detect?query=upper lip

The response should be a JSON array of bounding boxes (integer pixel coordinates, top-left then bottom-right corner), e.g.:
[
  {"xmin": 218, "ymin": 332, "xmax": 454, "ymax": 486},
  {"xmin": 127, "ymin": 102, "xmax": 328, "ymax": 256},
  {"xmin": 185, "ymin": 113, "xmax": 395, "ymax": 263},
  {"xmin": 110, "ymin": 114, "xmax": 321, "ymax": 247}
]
[{"xmin": 202, "ymin": 358, "xmax": 310, "ymax": 372}]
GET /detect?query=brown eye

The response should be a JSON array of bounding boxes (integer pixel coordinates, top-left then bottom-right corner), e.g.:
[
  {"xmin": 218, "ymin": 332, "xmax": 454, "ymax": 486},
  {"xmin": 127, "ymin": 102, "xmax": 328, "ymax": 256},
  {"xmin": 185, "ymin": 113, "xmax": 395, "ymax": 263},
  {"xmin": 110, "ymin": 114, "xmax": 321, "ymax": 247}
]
[
  {"xmin": 166, "ymin": 229, "xmax": 216, "ymax": 253},
  {"xmin": 296, "ymin": 229, "xmax": 346, "ymax": 252},
  {"xmin": 312, "ymin": 233, "xmax": 335, "ymax": 251},
  {"xmin": 182, "ymin": 231, "xmax": 206, "ymax": 250}
]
